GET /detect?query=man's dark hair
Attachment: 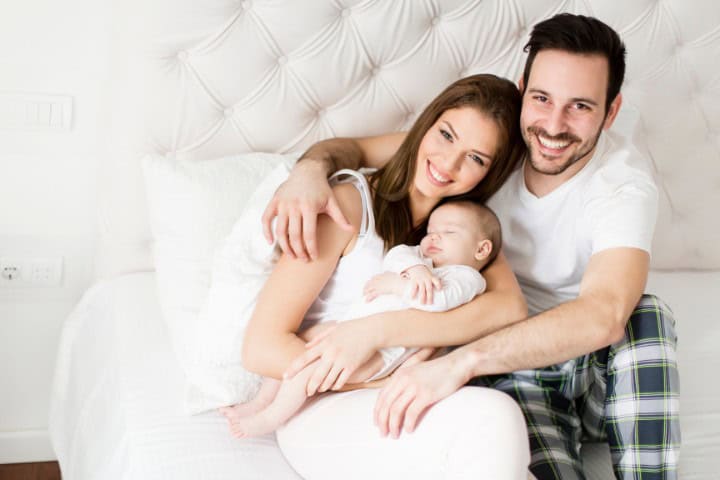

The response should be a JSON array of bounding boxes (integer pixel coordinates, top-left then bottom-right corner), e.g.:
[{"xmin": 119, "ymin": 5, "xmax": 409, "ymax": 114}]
[{"xmin": 522, "ymin": 13, "xmax": 626, "ymax": 112}]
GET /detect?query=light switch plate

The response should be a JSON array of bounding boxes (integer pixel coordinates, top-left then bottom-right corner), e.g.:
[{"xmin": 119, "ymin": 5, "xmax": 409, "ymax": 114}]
[{"xmin": 0, "ymin": 93, "xmax": 73, "ymax": 132}]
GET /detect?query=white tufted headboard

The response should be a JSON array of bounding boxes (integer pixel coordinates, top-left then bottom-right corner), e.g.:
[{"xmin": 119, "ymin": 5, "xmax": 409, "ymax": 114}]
[{"xmin": 97, "ymin": 0, "xmax": 720, "ymax": 278}]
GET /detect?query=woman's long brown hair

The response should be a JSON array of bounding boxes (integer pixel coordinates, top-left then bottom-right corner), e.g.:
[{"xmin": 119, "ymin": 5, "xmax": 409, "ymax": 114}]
[{"xmin": 371, "ymin": 74, "xmax": 525, "ymax": 250}]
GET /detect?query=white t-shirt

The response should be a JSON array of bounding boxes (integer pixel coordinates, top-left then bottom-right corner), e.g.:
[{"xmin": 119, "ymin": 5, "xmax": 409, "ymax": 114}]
[{"xmin": 488, "ymin": 131, "xmax": 658, "ymax": 316}]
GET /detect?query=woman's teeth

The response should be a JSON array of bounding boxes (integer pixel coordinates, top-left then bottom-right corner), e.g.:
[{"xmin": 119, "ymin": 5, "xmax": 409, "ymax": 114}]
[{"xmin": 429, "ymin": 163, "xmax": 450, "ymax": 184}]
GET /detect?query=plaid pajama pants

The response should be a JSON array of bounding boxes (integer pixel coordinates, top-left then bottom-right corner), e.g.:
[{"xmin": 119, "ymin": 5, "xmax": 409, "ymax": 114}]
[{"xmin": 474, "ymin": 294, "xmax": 680, "ymax": 480}]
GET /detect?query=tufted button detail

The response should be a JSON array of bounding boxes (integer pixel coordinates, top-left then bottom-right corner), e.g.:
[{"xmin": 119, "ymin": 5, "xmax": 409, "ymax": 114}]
[
  {"xmin": 341, "ymin": 8, "xmax": 351, "ymax": 18},
  {"xmin": 224, "ymin": 107, "xmax": 236, "ymax": 118},
  {"xmin": 241, "ymin": 0, "xmax": 252, "ymax": 10},
  {"xmin": 431, "ymin": 16, "xmax": 442, "ymax": 27},
  {"xmin": 277, "ymin": 55, "xmax": 288, "ymax": 66},
  {"xmin": 317, "ymin": 108, "xmax": 327, "ymax": 117},
  {"xmin": 371, "ymin": 66, "xmax": 382, "ymax": 76},
  {"xmin": 177, "ymin": 51, "xmax": 189, "ymax": 61}
]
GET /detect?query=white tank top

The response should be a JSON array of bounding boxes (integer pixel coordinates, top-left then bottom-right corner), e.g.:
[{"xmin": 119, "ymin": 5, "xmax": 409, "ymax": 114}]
[{"xmin": 302, "ymin": 169, "xmax": 385, "ymax": 328}]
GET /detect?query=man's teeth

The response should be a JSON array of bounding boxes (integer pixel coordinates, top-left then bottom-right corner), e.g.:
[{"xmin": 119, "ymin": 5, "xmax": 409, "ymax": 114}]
[
  {"xmin": 429, "ymin": 163, "xmax": 450, "ymax": 183},
  {"xmin": 538, "ymin": 134, "xmax": 570, "ymax": 150}
]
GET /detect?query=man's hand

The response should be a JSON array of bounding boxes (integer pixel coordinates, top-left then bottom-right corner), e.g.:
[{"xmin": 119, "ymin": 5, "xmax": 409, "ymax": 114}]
[
  {"xmin": 402, "ymin": 265, "xmax": 441, "ymax": 304},
  {"xmin": 261, "ymin": 162, "xmax": 353, "ymax": 261},
  {"xmin": 373, "ymin": 352, "xmax": 469, "ymax": 438}
]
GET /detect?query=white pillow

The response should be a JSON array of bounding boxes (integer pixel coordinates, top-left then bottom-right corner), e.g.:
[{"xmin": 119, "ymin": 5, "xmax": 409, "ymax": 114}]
[
  {"xmin": 142, "ymin": 152, "xmax": 299, "ymax": 405},
  {"xmin": 185, "ymin": 162, "xmax": 296, "ymax": 414}
]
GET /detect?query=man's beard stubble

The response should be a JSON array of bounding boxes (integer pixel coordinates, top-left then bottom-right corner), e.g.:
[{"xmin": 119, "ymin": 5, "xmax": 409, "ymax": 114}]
[{"xmin": 525, "ymin": 125, "xmax": 603, "ymax": 176}]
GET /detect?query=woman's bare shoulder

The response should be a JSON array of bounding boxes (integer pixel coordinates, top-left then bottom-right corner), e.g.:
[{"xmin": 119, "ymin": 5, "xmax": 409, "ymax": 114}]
[{"xmin": 331, "ymin": 181, "xmax": 365, "ymax": 231}]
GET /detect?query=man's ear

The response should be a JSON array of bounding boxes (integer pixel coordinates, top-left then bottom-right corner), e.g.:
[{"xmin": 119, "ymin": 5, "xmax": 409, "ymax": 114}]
[
  {"xmin": 602, "ymin": 92, "xmax": 623, "ymax": 130},
  {"xmin": 518, "ymin": 77, "xmax": 525, "ymax": 94},
  {"xmin": 475, "ymin": 239, "xmax": 493, "ymax": 261}
]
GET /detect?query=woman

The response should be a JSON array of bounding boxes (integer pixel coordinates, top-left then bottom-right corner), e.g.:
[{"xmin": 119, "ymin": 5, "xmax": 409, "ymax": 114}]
[{"xmin": 244, "ymin": 74, "xmax": 530, "ymax": 479}]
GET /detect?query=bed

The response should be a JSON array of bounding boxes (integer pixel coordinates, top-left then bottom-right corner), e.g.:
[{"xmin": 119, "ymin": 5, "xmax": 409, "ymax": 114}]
[
  {"xmin": 50, "ymin": 1, "xmax": 720, "ymax": 478},
  {"xmin": 49, "ymin": 273, "xmax": 300, "ymax": 479}
]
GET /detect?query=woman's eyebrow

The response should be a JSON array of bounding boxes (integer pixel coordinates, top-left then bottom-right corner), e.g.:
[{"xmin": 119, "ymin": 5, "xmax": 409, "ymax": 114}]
[
  {"xmin": 443, "ymin": 120, "xmax": 493, "ymax": 162},
  {"xmin": 473, "ymin": 149, "xmax": 494, "ymax": 163},
  {"xmin": 443, "ymin": 120, "xmax": 459, "ymax": 140}
]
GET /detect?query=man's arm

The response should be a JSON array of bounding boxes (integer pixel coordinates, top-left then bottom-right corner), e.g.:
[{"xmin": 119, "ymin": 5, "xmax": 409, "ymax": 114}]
[
  {"xmin": 459, "ymin": 247, "xmax": 650, "ymax": 376},
  {"xmin": 372, "ymin": 247, "xmax": 650, "ymax": 437},
  {"xmin": 262, "ymin": 133, "xmax": 406, "ymax": 260},
  {"xmin": 285, "ymin": 251, "xmax": 527, "ymax": 388},
  {"xmin": 300, "ymin": 133, "xmax": 407, "ymax": 172}
]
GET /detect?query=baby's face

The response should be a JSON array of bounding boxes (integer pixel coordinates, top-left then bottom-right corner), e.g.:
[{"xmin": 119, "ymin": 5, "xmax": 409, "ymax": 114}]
[{"xmin": 420, "ymin": 204, "xmax": 483, "ymax": 268}]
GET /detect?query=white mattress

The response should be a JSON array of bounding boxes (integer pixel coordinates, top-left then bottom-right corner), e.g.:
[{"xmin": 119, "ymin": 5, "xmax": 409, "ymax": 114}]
[
  {"xmin": 48, "ymin": 272, "xmax": 301, "ymax": 480},
  {"xmin": 49, "ymin": 271, "xmax": 719, "ymax": 479}
]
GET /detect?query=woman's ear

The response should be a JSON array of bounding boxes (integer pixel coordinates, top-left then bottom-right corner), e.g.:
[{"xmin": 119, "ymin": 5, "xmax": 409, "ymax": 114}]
[{"xmin": 475, "ymin": 239, "xmax": 493, "ymax": 261}]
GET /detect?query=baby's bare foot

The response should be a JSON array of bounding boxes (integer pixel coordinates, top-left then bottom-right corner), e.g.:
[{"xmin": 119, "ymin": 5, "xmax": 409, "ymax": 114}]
[
  {"xmin": 218, "ymin": 402, "xmax": 262, "ymax": 421},
  {"xmin": 229, "ymin": 414, "xmax": 279, "ymax": 438}
]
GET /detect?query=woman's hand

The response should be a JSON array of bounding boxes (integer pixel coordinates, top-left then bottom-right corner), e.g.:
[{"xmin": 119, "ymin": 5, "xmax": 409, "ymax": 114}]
[
  {"xmin": 261, "ymin": 162, "xmax": 353, "ymax": 261},
  {"xmin": 284, "ymin": 319, "xmax": 383, "ymax": 395},
  {"xmin": 297, "ymin": 321, "xmax": 337, "ymax": 343},
  {"xmin": 395, "ymin": 347, "xmax": 438, "ymax": 370},
  {"xmin": 343, "ymin": 352, "xmax": 386, "ymax": 385},
  {"xmin": 373, "ymin": 351, "xmax": 471, "ymax": 438}
]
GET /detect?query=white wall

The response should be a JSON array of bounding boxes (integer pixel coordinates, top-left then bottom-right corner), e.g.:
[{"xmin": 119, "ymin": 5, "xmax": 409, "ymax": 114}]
[{"xmin": 0, "ymin": 0, "xmax": 111, "ymax": 462}]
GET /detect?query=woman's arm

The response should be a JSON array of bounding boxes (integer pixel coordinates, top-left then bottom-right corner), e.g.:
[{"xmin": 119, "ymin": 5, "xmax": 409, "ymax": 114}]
[
  {"xmin": 262, "ymin": 133, "xmax": 406, "ymax": 260},
  {"xmin": 242, "ymin": 183, "xmax": 364, "ymax": 379},
  {"xmin": 371, "ymin": 252, "xmax": 526, "ymax": 347},
  {"xmin": 285, "ymin": 252, "xmax": 527, "ymax": 391}
]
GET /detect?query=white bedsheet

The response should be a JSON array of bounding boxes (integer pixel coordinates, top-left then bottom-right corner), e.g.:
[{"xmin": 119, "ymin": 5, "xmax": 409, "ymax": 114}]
[
  {"xmin": 49, "ymin": 271, "xmax": 720, "ymax": 479},
  {"xmin": 49, "ymin": 272, "xmax": 301, "ymax": 480}
]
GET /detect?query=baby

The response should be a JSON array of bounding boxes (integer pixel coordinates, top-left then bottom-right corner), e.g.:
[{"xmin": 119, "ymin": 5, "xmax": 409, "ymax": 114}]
[{"xmin": 221, "ymin": 200, "xmax": 501, "ymax": 437}]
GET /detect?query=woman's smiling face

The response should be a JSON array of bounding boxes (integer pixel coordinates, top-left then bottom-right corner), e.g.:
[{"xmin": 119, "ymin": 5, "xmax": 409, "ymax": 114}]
[{"xmin": 413, "ymin": 106, "xmax": 500, "ymax": 201}]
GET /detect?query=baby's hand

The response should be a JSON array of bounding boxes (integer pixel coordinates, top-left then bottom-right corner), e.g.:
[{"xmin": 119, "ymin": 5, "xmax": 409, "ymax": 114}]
[
  {"xmin": 364, "ymin": 272, "xmax": 404, "ymax": 301},
  {"xmin": 402, "ymin": 265, "xmax": 441, "ymax": 304}
]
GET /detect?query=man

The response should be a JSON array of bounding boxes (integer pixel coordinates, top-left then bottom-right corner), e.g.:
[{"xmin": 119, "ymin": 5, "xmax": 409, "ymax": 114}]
[{"xmin": 263, "ymin": 13, "xmax": 680, "ymax": 480}]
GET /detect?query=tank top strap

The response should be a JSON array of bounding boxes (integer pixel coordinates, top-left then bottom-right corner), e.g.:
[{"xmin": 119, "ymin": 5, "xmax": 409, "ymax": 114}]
[{"xmin": 328, "ymin": 169, "xmax": 376, "ymax": 237}]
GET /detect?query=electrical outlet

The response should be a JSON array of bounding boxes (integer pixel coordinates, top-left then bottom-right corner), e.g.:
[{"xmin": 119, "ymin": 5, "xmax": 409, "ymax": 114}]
[{"xmin": 0, "ymin": 256, "xmax": 63, "ymax": 287}]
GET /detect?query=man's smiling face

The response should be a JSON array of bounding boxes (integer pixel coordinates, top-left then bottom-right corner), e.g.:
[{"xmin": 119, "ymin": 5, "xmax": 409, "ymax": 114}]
[{"xmin": 520, "ymin": 49, "xmax": 620, "ymax": 179}]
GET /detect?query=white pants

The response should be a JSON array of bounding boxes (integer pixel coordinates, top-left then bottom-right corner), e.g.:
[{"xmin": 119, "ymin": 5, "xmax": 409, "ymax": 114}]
[{"xmin": 276, "ymin": 386, "xmax": 530, "ymax": 480}]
